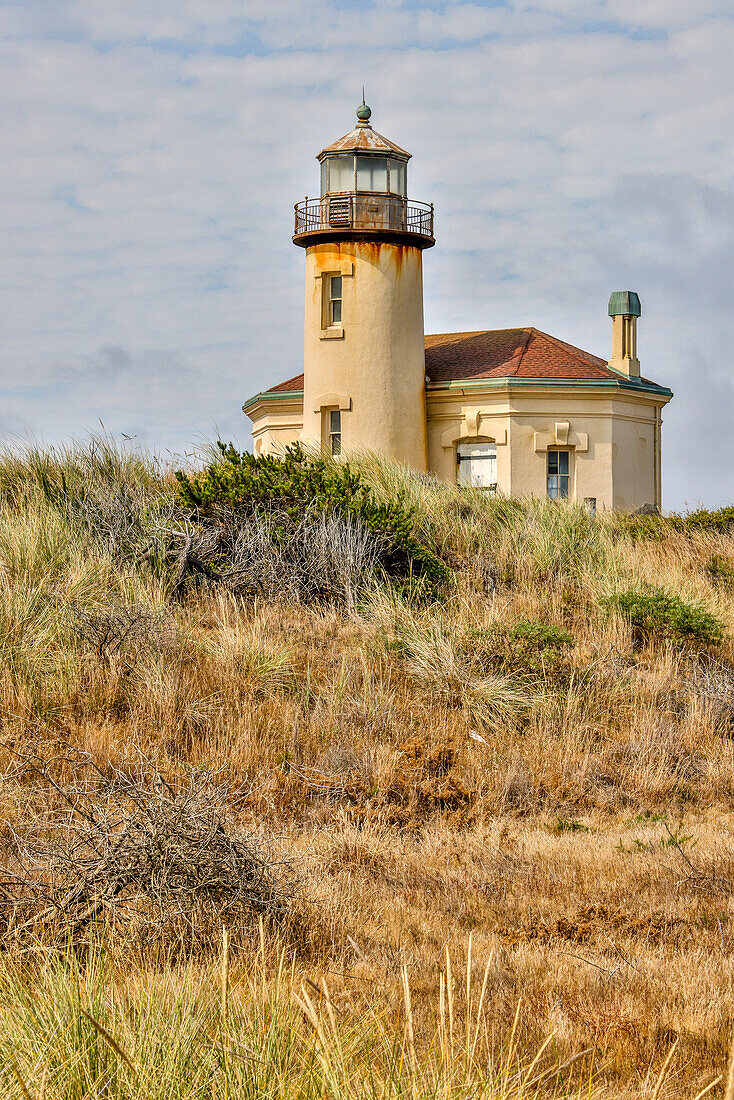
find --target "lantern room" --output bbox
[293,102,434,248]
[318,103,408,196]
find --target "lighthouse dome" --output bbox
[318,104,411,160]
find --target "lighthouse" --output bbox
[292,101,435,469]
[246,101,672,513]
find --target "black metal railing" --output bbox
[294,193,434,239]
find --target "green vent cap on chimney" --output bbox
[608,291,641,317]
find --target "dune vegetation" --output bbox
[1,437,733,1098]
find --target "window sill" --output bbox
[320,327,344,340]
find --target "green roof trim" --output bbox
[608,291,641,317]
[244,374,673,415]
[427,375,672,398]
[242,388,304,413]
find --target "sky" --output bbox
[0,0,732,509]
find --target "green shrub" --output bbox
[617,513,673,542]
[459,618,574,689]
[175,443,452,593]
[554,817,589,833]
[509,620,573,651]
[605,586,724,648]
[682,505,734,533]
[619,504,734,541]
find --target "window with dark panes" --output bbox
[547,450,570,499]
[328,275,342,325]
[329,410,342,456]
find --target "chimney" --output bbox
[608,291,641,378]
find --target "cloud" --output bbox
[0,0,732,508]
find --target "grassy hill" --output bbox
[0,439,733,1098]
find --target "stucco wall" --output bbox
[247,383,667,512]
[426,391,511,487]
[508,401,614,508]
[425,385,665,510]
[302,240,428,470]
[610,402,659,510]
[248,398,303,457]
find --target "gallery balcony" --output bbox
[293,193,435,249]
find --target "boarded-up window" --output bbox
[457,441,497,489]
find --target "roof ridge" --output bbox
[253,327,670,399]
[426,327,528,338]
[512,328,533,375]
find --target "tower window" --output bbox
[327,156,354,193]
[329,410,342,456]
[547,450,570,499]
[328,275,342,325]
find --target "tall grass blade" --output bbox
[79,1008,137,1076]
[650,1037,679,1100]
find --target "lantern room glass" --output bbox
[388,159,406,195]
[356,156,388,192]
[320,154,409,197]
[325,155,354,194]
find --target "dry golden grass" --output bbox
[1,441,733,1096]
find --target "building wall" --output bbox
[507,398,615,508]
[426,390,512,487]
[425,384,665,510]
[248,397,303,457]
[301,240,428,470]
[610,401,659,510]
[247,383,667,511]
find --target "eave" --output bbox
[243,374,673,421]
[242,389,305,420]
[426,375,673,402]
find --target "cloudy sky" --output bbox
[0,0,732,508]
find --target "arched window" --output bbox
[457,440,497,489]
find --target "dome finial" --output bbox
[356,90,372,126]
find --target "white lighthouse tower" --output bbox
[293,101,435,469]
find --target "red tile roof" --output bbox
[424,327,617,383]
[268,373,305,392]
[257,327,663,396]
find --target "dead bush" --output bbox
[70,600,176,663]
[685,656,734,735]
[1,748,297,945]
[168,507,388,611]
